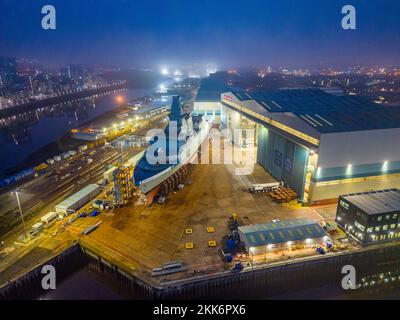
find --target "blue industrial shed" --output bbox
[238,219,327,254]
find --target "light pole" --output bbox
[15,190,29,241]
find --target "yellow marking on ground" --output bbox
[185,242,194,249]
[208,240,217,247]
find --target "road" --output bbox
[0,113,169,287]
[0,113,168,238]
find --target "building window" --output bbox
[386,215,390,220]
[375,226,381,232]
[355,221,365,232]
[377,216,382,222]
[367,227,373,233]
[340,200,349,210]
[390,224,396,229]
[393,214,398,219]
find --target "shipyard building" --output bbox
[194,78,400,204]
[336,189,400,245]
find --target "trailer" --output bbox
[31,222,44,232]
[55,184,101,216]
[248,182,283,194]
[41,212,58,226]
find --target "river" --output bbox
[0,89,151,176]
[38,265,400,300]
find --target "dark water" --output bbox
[0,89,151,175]
[39,268,128,300]
[37,266,400,300]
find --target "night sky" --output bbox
[1,0,400,68]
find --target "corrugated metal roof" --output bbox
[238,219,326,247]
[55,184,100,210]
[230,88,400,133]
[195,78,232,102]
[342,188,400,215]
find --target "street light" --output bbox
[14,190,30,241]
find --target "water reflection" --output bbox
[0,88,150,175]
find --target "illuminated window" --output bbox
[386,215,390,220]
[383,225,388,231]
[367,227,373,233]
[390,224,396,229]
[377,216,382,222]
[355,221,365,232]
[375,226,381,232]
[340,200,349,210]
[393,214,398,219]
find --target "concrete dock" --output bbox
[1,129,398,299]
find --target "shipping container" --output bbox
[34,163,48,172]
[79,144,88,152]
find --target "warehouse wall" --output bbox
[257,126,308,199]
[318,128,400,171]
[193,101,221,122]
[310,128,400,203]
[311,175,400,203]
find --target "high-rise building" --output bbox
[0,56,17,87]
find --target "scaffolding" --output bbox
[113,166,134,206]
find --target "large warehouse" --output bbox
[194,75,400,204]
[193,76,232,123]
[220,88,400,204]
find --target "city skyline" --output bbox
[1,0,400,68]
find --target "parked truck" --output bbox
[248,182,283,194]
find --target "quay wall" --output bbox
[0,243,85,300]
[1,242,400,299]
[81,242,400,299]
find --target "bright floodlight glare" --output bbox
[161,68,169,75]
[116,95,124,103]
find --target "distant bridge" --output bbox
[0,82,127,118]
